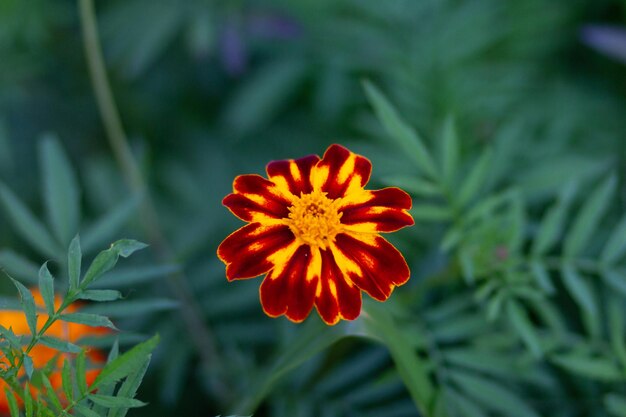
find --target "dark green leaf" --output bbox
[551,353,623,381]
[531,182,576,256]
[93,335,159,388]
[0,250,39,284]
[10,277,37,336]
[506,300,542,358]
[78,290,123,302]
[39,336,82,353]
[89,394,146,408]
[68,235,82,291]
[60,313,117,330]
[81,197,140,253]
[561,263,598,319]
[81,240,148,288]
[76,350,87,395]
[457,149,492,208]
[605,393,626,417]
[108,355,151,417]
[602,214,626,265]
[441,116,459,189]
[4,387,19,417]
[61,358,74,403]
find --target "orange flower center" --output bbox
[286,191,342,249]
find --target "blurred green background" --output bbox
[2,0,626,416]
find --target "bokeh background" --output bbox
[2,0,626,416]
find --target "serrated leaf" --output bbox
[363,80,438,178]
[81,197,140,253]
[108,355,151,417]
[450,369,539,417]
[551,353,623,381]
[61,313,117,330]
[39,336,82,353]
[0,325,21,349]
[602,214,626,265]
[39,134,80,246]
[0,182,61,258]
[38,262,55,316]
[92,335,159,389]
[61,358,74,403]
[10,277,37,336]
[68,235,82,291]
[81,240,148,288]
[41,373,62,410]
[506,300,543,358]
[564,176,616,257]
[74,404,101,417]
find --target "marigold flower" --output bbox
[0,289,109,414]
[217,144,414,325]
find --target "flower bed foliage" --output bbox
[2,0,626,416]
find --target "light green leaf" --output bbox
[457,149,492,208]
[602,214,626,265]
[39,336,82,353]
[39,134,80,246]
[23,383,33,417]
[92,335,159,389]
[4,387,19,417]
[38,262,55,316]
[68,235,82,291]
[60,313,117,330]
[89,394,146,408]
[81,240,148,288]
[564,176,616,257]
[450,369,539,417]
[551,353,623,381]
[506,300,542,358]
[0,182,61,258]
[10,277,37,336]
[363,80,437,178]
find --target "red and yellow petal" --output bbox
[331,232,409,301]
[260,244,319,322]
[315,248,362,325]
[266,154,320,197]
[311,144,372,199]
[340,187,414,233]
[223,174,293,223]
[217,223,295,280]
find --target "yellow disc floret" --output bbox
[286,191,343,249]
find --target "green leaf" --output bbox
[81,240,148,288]
[608,294,626,369]
[360,300,434,415]
[561,263,598,319]
[81,196,140,253]
[0,182,61,258]
[506,300,543,359]
[74,404,102,417]
[410,205,453,222]
[441,115,459,189]
[61,358,74,403]
[60,313,117,330]
[457,148,492,208]
[23,383,33,417]
[363,80,437,178]
[531,182,576,256]
[38,262,55,316]
[0,325,21,350]
[564,176,616,257]
[78,290,123,302]
[92,264,179,288]
[0,250,39,284]
[551,353,623,381]
[381,175,441,197]
[89,394,146,408]
[605,393,626,417]
[4,387,19,417]
[108,355,151,417]
[92,335,159,389]
[603,270,626,298]
[23,354,34,379]
[529,261,555,294]
[10,277,37,336]
[41,373,62,410]
[450,369,539,417]
[602,213,626,265]
[68,235,82,291]
[39,134,80,246]
[76,350,88,395]
[39,336,82,353]
[80,299,178,318]
[445,386,489,417]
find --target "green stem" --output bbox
[77,0,224,395]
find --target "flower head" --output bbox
[218,144,414,325]
[0,289,110,414]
